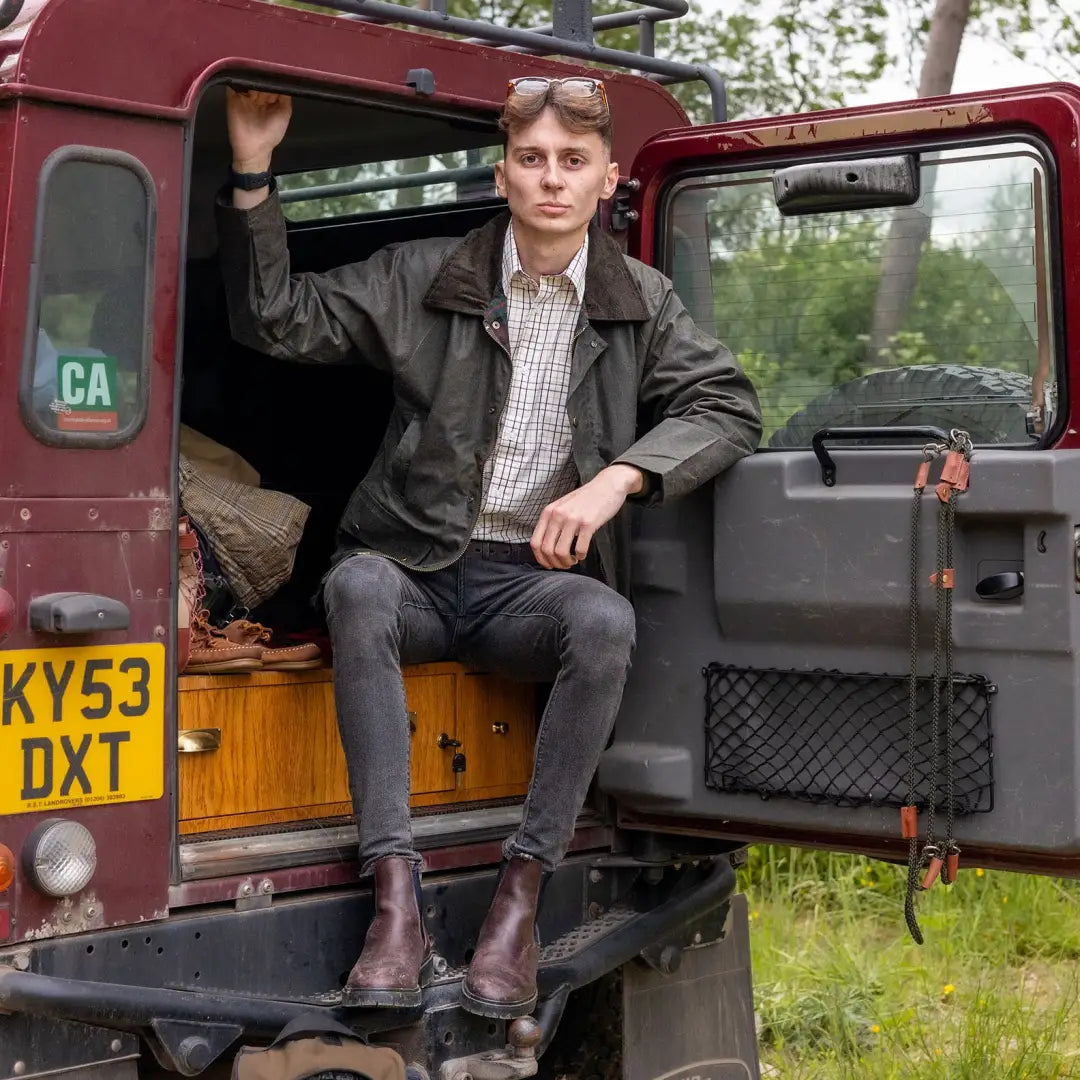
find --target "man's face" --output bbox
[495,108,619,241]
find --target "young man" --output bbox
[217,77,761,1019]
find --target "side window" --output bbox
[277,146,503,222]
[21,147,155,446]
[665,142,1057,448]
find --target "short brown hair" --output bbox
[499,85,613,153]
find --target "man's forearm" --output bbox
[601,462,645,497]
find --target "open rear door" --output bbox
[602,85,1080,875]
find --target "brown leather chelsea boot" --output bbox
[342,856,432,1008]
[461,856,543,1018]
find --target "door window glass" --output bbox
[278,145,503,222]
[665,143,1056,447]
[22,148,155,445]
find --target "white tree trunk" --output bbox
[868,0,973,362]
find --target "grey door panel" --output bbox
[607,448,1080,859]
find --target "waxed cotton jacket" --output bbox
[215,194,762,596]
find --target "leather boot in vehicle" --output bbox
[177,517,201,673]
[183,611,264,674]
[221,617,323,671]
[343,856,432,1008]
[461,856,543,1018]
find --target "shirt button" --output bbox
[488,406,496,414]
[571,417,578,428]
[591,340,600,349]
[492,320,501,329]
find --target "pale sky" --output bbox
[854,9,1069,106]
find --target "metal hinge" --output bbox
[235,878,273,911]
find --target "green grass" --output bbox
[740,847,1080,1079]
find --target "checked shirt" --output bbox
[472,225,588,543]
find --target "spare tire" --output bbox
[768,364,1033,448]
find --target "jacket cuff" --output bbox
[214,183,285,247]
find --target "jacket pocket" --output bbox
[389,415,424,490]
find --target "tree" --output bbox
[869,0,973,362]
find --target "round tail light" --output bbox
[0,844,15,892]
[24,820,97,897]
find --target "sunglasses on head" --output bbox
[506,76,608,108]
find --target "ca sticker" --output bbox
[56,355,119,433]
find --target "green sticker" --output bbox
[57,355,117,411]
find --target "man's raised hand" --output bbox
[530,464,644,570]
[226,88,292,207]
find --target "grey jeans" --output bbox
[323,548,637,874]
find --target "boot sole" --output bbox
[460,982,538,1020]
[341,985,422,1008]
[341,953,433,1009]
[182,658,264,674]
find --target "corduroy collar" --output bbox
[423,211,650,322]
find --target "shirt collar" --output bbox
[501,223,589,304]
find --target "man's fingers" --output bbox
[573,524,596,562]
[531,509,555,568]
[533,494,611,569]
[540,517,569,569]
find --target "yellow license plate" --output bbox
[1,643,165,816]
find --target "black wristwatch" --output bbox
[230,168,274,191]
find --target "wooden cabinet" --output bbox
[177,663,536,834]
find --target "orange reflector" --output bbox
[0,844,15,892]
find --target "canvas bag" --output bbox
[232,1015,406,1080]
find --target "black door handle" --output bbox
[29,592,130,632]
[975,571,1024,601]
[811,426,950,486]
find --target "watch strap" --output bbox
[230,168,274,191]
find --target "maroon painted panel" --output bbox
[628,83,1080,446]
[0,101,179,941]
[6,0,688,172]
[0,522,173,942]
[1,103,181,497]
[0,0,691,950]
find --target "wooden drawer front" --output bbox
[178,668,459,831]
[178,675,347,824]
[456,673,536,799]
[405,673,458,797]
[177,664,535,833]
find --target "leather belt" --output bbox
[464,540,539,565]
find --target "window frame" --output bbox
[655,131,1067,452]
[20,144,158,449]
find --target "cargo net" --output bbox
[704,664,994,813]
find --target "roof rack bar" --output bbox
[553,0,593,45]
[279,163,495,203]
[476,0,687,43]
[298,0,727,121]
[638,17,655,57]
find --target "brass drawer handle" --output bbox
[178,728,221,753]
[492,722,509,735]
[437,732,462,750]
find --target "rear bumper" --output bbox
[0,857,736,1076]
